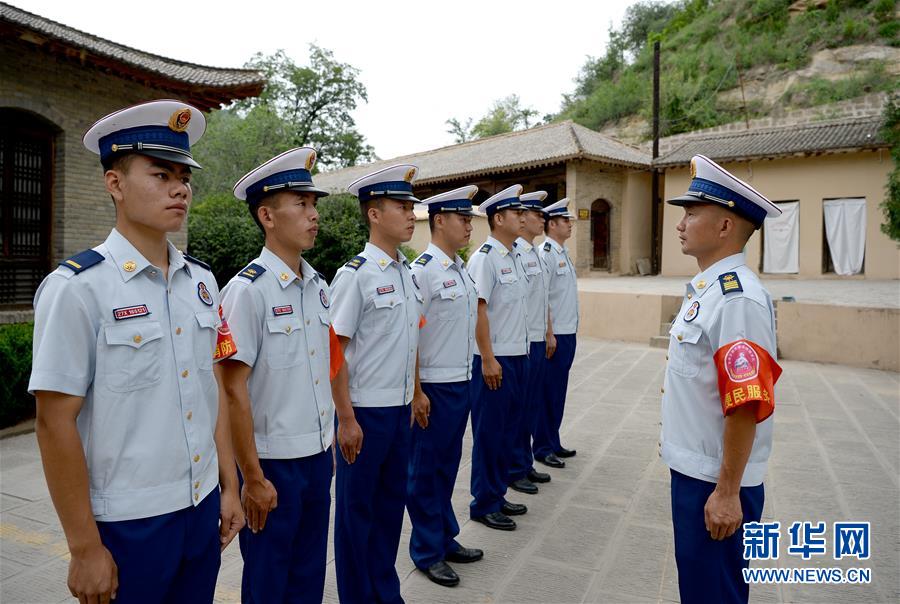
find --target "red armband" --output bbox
[213,305,237,361]
[714,339,782,423]
[418,314,427,329]
[329,325,344,381]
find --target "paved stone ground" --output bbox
[2,339,898,603]
[578,276,900,309]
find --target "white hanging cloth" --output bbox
[823,198,866,276]
[763,201,799,274]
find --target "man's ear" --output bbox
[105,169,125,205]
[257,203,274,230]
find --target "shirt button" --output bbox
[661,387,665,394]
[186,411,193,420]
[194,481,200,489]
[306,319,311,325]
[315,379,319,385]
[665,355,669,361]
[320,410,325,417]
[175,327,182,335]
[193,454,200,462]
[687,293,693,299]
[677,335,683,342]
[133,335,142,344]
[182,370,189,378]
[310,349,316,356]
[286,326,292,334]
[194,493,199,501]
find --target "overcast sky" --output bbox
[16,0,642,160]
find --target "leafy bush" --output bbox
[880,95,900,241]
[305,194,370,282]
[187,193,264,286]
[0,323,34,428]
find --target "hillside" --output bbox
[557,0,899,144]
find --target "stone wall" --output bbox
[566,160,625,276]
[0,39,190,269]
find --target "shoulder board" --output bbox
[543,242,552,252]
[59,249,104,274]
[238,263,266,282]
[479,244,492,254]
[345,256,367,270]
[414,253,432,266]
[317,271,326,281]
[718,271,743,295]
[183,253,211,271]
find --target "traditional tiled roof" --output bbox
[1,2,265,109]
[654,116,886,167]
[314,120,651,193]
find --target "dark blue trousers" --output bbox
[335,405,410,604]
[533,334,576,459]
[96,489,220,603]
[509,341,546,482]
[238,451,333,604]
[670,469,765,604]
[470,354,527,518]
[407,381,471,569]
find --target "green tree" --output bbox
[304,194,370,282]
[446,117,474,143]
[880,95,900,241]
[187,193,264,285]
[448,94,540,141]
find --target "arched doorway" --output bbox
[0,109,56,306]
[591,199,610,270]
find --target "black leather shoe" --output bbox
[501,501,528,516]
[527,468,551,483]
[422,561,459,587]
[537,453,565,468]
[509,478,538,494]
[555,447,577,458]
[445,545,484,563]
[473,512,516,531]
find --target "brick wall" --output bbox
[0,39,190,269]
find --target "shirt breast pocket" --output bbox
[436,288,461,321]
[668,323,704,378]
[497,273,519,300]
[102,321,164,392]
[194,310,218,371]
[371,294,405,334]
[265,316,305,370]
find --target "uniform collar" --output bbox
[426,242,463,272]
[688,253,745,298]
[259,246,318,289]
[486,236,511,257]
[545,236,565,253]
[364,241,405,272]
[105,228,186,282]
[515,237,533,253]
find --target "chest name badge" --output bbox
[377,285,395,295]
[500,267,513,275]
[272,305,293,316]
[197,282,213,306]
[527,261,537,268]
[113,304,150,321]
[319,289,329,308]
[443,279,457,288]
[684,301,700,322]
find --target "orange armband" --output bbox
[714,339,782,423]
[329,325,344,380]
[213,305,237,361]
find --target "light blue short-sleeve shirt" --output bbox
[28,229,222,522]
[539,237,579,335]
[466,236,528,357]
[515,237,550,343]
[411,243,478,383]
[221,247,334,459]
[329,242,422,407]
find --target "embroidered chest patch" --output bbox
[113,304,150,321]
[197,282,213,306]
[724,341,759,382]
[443,279,457,288]
[684,301,700,322]
[319,289,329,308]
[272,305,293,316]
[377,285,395,295]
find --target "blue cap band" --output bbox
[520,201,544,211]
[245,168,314,203]
[99,125,191,164]
[688,177,767,226]
[358,180,414,202]
[428,199,474,214]
[486,197,522,216]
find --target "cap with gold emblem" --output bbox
[347,164,420,203]
[83,99,206,169]
[667,154,781,228]
[419,185,478,216]
[543,197,574,219]
[233,147,328,203]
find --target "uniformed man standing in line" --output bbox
[330,164,428,603]
[661,155,783,604]
[508,191,555,495]
[218,147,347,603]
[28,100,244,603]
[466,185,530,531]
[534,198,579,470]
[407,185,484,587]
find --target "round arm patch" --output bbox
[714,339,782,422]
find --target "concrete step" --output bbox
[649,335,669,349]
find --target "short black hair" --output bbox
[102,152,138,173]
[359,199,386,228]
[545,215,563,234]
[428,212,437,233]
